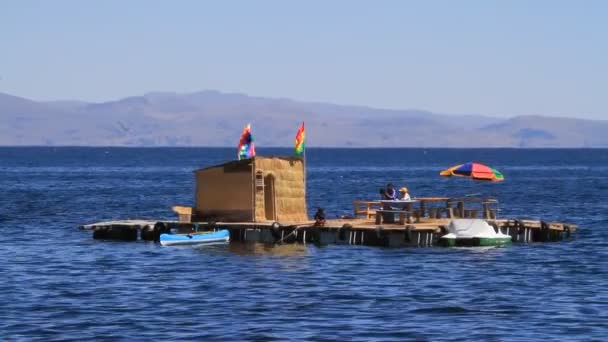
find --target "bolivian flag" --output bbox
[294,122,305,157]
[237,124,255,160]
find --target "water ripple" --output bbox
[1,147,607,341]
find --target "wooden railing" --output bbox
[354,198,498,220]
[353,200,381,219]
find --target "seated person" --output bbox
[399,187,411,201]
[398,187,415,217]
[380,183,398,200]
[379,183,398,223]
[314,207,326,226]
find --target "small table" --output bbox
[379,199,419,207]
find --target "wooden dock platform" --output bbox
[80,217,577,247]
[79,157,579,248]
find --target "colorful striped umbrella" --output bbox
[440,162,504,182]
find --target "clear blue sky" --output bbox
[1,0,607,119]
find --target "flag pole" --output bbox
[304,136,307,194]
[303,123,307,217]
[295,121,307,217]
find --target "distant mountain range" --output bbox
[1,91,607,147]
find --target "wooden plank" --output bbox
[79,220,157,230]
[414,197,450,201]
[171,206,192,215]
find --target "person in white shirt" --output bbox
[399,187,411,201]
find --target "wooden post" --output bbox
[420,200,426,217]
[398,212,406,225]
[447,207,454,218]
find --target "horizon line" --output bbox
[0,145,606,150]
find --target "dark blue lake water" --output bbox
[1,147,607,341]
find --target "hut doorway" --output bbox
[264,174,276,220]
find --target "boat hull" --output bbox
[160,229,230,246]
[440,236,512,247]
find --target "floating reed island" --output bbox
[80,156,577,247]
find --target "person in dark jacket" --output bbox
[314,207,326,226]
[379,183,398,223]
[380,183,397,200]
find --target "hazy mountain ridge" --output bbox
[1,91,607,147]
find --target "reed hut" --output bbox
[193,156,307,223]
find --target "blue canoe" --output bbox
[160,229,230,246]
